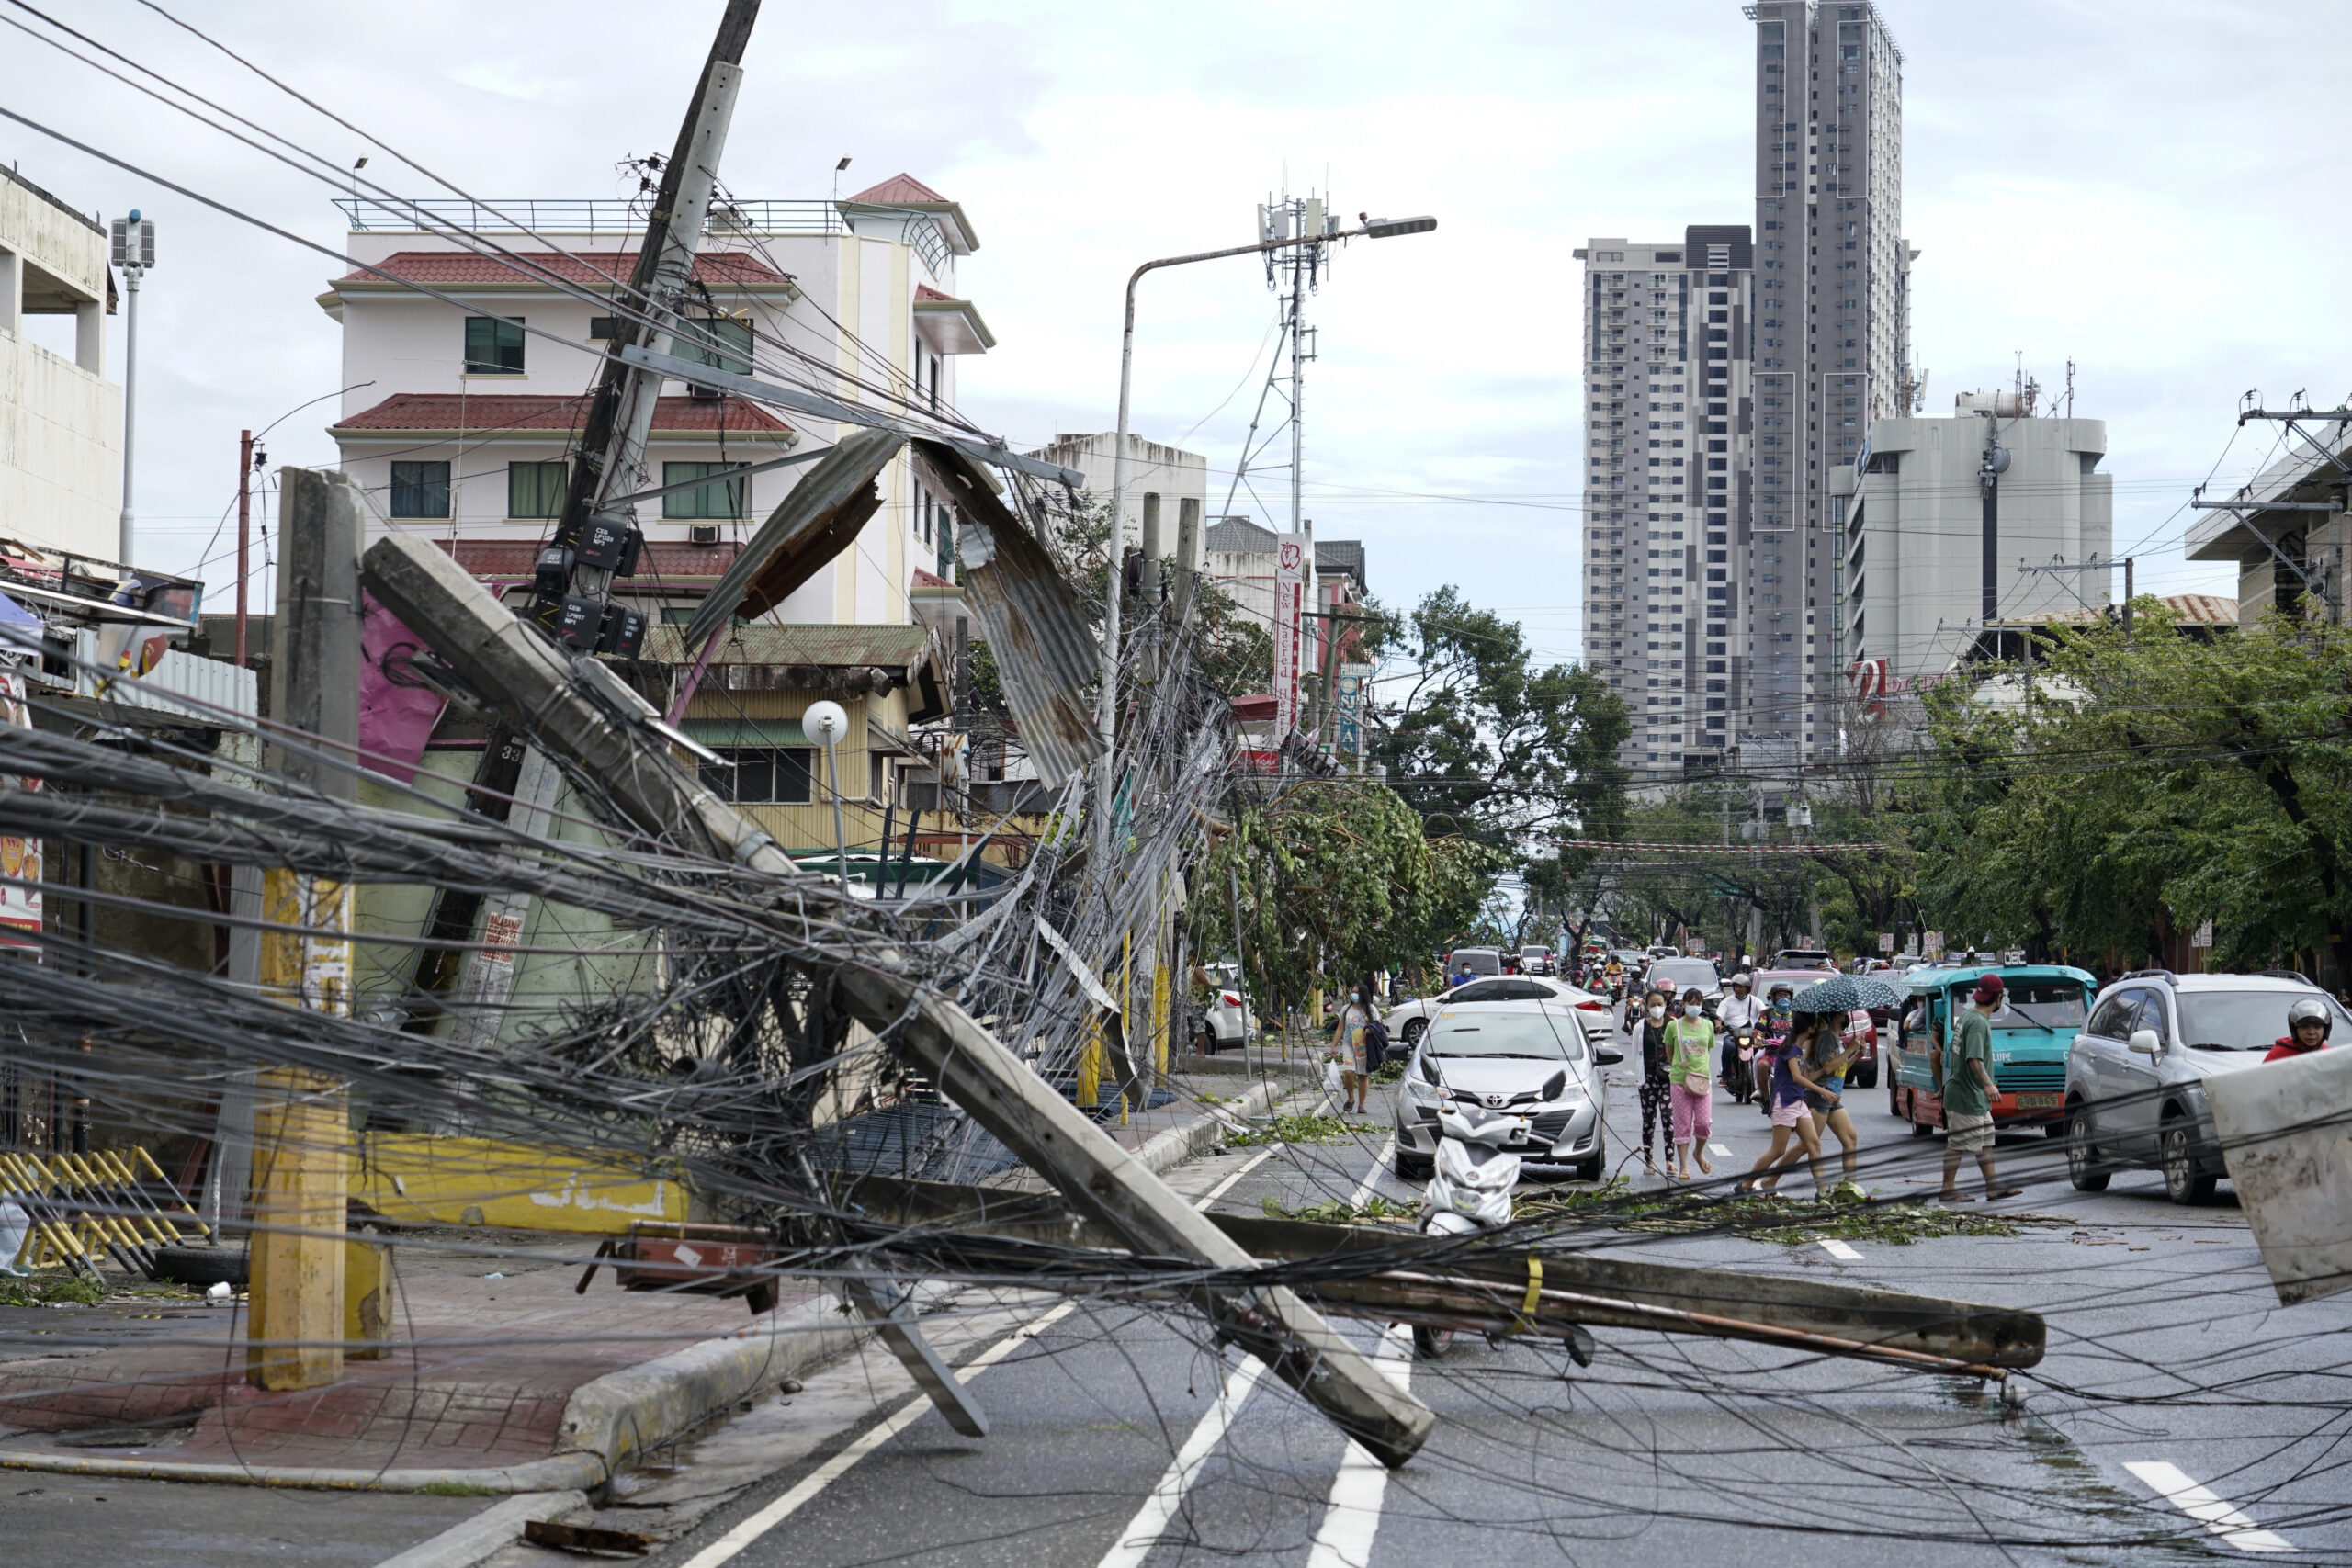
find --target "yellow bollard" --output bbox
[1077,1014,1102,1109]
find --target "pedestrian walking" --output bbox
[1666,987,1716,1179]
[1329,984,1375,1116]
[1740,1010,1826,1195]
[1755,980,1794,1111]
[1635,987,1674,1173]
[1938,974,2021,1202]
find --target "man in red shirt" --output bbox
[2266,997,2333,1063]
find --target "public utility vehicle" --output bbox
[1886,962,2096,1137]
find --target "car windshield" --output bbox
[1425,1010,1583,1061]
[1451,951,1502,976]
[1986,983,2088,1031]
[2177,989,2352,1052]
[1649,960,1719,994]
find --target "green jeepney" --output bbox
[1885,962,2095,1136]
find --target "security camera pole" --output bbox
[108,210,154,566]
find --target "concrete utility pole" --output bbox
[108,212,153,566]
[361,531,1435,1467]
[235,430,254,668]
[248,468,362,1392]
[406,0,759,1024]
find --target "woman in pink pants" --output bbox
[1665,987,1716,1179]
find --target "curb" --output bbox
[1136,1070,1297,1175]
[0,1295,870,1494]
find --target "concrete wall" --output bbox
[1028,433,1208,553]
[1,168,119,560]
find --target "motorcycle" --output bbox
[1412,1096,1597,1367]
[1726,1025,1757,1104]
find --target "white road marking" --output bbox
[2123,1461,2294,1552]
[1818,1238,1863,1262]
[676,1299,1082,1567]
[1708,1143,1732,1156]
[1194,1144,1280,1209]
[1094,1355,1270,1568]
[1306,1325,1413,1568]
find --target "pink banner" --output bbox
[358,592,448,784]
[1273,536,1305,744]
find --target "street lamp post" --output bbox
[109,211,155,567]
[804,699,851,894]
[1094,214,1436,877]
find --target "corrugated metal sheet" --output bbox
[680,427,901,649]
[910,438,1103,789]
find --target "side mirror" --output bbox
[2129,1027,2163,1057]
[1594,1045,1624,1066]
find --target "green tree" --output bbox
[1190,779,1504,1006]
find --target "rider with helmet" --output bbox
[2267,996,2335,1062]
[1716,972,1763,1101]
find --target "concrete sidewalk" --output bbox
[0,1070,1302,1495]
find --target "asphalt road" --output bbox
[599,1065,2348,1568]
[10,1066,2343,1567]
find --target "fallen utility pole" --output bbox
[248,468,363,1393]
[833,1175,2048,1374]
[358,530,1436,1468]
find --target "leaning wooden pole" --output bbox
[247,468,363,1391]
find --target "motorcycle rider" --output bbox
[1755,979,1795,1111]
[2266,996,2335,1062]
[1717,973,1763,1101]
[1602,953,1626,1000]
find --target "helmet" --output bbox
[1731,972,1753,987]
[2287,997,2331,1037]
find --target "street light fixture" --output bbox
[1093,213,1437,874]
[803,699,851,893]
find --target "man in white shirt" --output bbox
[1715,973,1763,1099]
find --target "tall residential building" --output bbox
[1577,227,1755,782]
[1744,0,1909,768]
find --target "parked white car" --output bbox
[1384,974,1611,1048]
[1196,963,1258,1053]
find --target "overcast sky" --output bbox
[7,0,2347,660]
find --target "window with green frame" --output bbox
[663,461,747,520]
[673,315,752,377]
[463,315,526,374]
[507,460,567,518]
[390,461,450,518]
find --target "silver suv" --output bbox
[2065,971,2351,1203]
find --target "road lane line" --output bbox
[2123,1461,2294,1552]
[676,1299,1080,1568]
[1093,1355,1271,1568]
[1818,1238,1863,1261]
[1193,1144,1280,1210]
[1347,1138,1397,1207]
[1708,1143,1732,1156]
[1305,1325,1413,1568]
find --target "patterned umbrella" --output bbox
[1792,974,1906,1014]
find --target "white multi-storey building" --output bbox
[319,173,993,626]
[1577,227,1756,782]
[1,165,119,564]
[1746,0,1910,768]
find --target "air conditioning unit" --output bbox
[687,525,720,546]
[687,380,723,401]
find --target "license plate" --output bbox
[2011,1092,2062,1110]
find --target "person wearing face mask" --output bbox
[1637,989,1676,1174]
[1665,987,1717,1179]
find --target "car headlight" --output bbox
[1403,1076,1444,1104]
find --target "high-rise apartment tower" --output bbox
[1742,0,1908,769]
[1577,229,1756,783]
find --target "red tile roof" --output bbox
[914,283,954,302]
[340,250,790,288]
[438,538,743,582]
[911,567,956,589]
[847,173,948,206]
[333,392,791,435]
